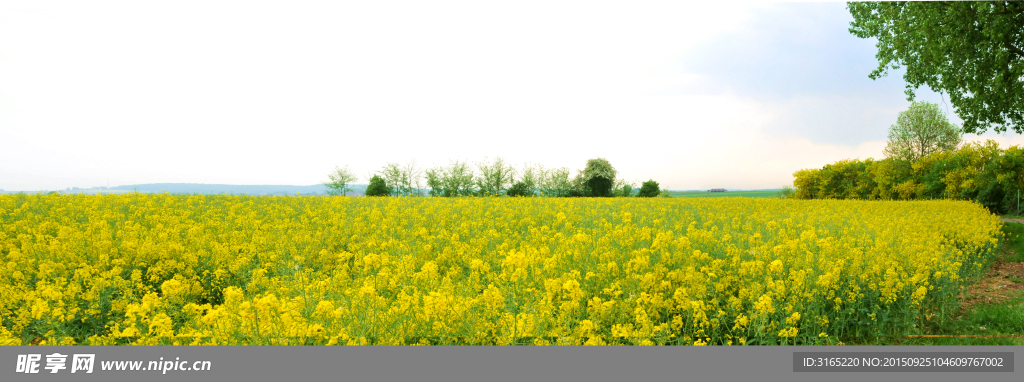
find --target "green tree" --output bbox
[475,157,516,196]
[883,101,963,162]
[613,179,637,197]
[538,167,573,197]
[376,161,425,196]
[401,158,424,196]
[776,186,795,199]
[324,165,358,196]
[569,170,590,197]
[582,158,617,197]
[619,184,633,197]
[518,163,541,196]
[505,181,532,197]
[426,159,477,197]
[364,175,390,197]
[848,1,1024,134]
[445,160,477,196]
[637,180,660,197]
[425,167,445,197]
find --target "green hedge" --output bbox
[792,140,1024,214]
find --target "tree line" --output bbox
[325,157,664,198]
[792,140,1024,214]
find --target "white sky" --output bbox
[2,1,1023,191]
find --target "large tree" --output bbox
[582,158,617,197]
[848,2,1024,134]
[883,101,963,162]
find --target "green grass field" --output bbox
[669,190,780,198]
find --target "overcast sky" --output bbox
[2,1,1023,191]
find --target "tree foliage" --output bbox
[505,181,532,197]
[402,158,424,196]
[569,170,590,197]
[792,140,1024,213]
[518,163,540,196]
[364,175,390,197]
[637,180,661,198]
[587,177,614,197]
[475,157,516,196]
[582,158,617,197]
[426,159,476,197]
[848,1,1024,134]
[378,162,409,196]
[883,101,963,162]
[324,165,358,196]
[583,158,617,181]
[377,160,423,196]
[537,167,573,197]
[614,179,637,197]
[776,186,795,199]
[425,168,443,197]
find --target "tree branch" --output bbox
[989,2,1024,16]
[1009,43,1024,58]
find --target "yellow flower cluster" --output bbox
[0,193,1001,345]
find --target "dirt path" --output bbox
[960,261,1024,311]
[960,220,1024,311]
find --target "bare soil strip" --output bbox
[959,261,1024,312]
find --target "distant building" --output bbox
[709,188,727,193]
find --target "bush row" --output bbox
[791,140,1024,214]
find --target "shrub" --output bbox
[618,184,634,197]
[506,181,532,197]
[776,186,794,199]
[364,175,391,197]
[637,180,660,197]
[791,140,1024,214]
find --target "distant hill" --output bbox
[105,183,369,196]
[5,183,372,196]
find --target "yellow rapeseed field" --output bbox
[0,193,1001,345]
